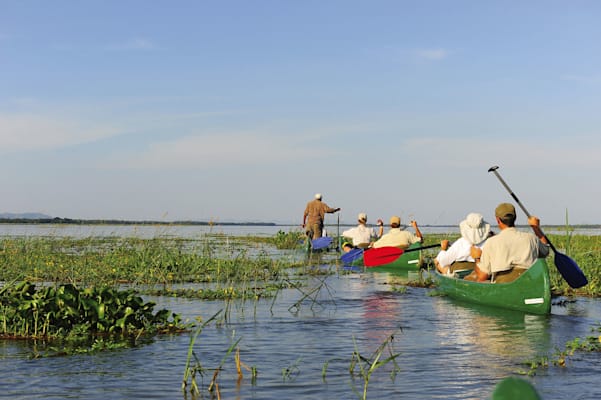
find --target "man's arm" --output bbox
[470,246,490,282]
[528,216,548,244]
[411,220,423,241]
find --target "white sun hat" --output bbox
[459,213,490,245]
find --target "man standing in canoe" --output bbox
[372,216,423,249]
[302,193,340,240]
[467,203,550,283]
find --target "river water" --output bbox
[1,224,600,399]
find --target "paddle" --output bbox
[311,236,333,251]
[340,247,364,264]
[363,244,441,267]
[336,213,341,252]
[488,165,588,288]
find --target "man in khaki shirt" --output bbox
[372,216,423,249]
[302,193,340,240]
[468,203,549,283]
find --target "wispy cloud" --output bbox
[0,113,122,152]
[105,37,155,51]
[401,136,601,168]
[561,74,601,84]
[104,132,334,170]
[416,48,451,61]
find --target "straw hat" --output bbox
[358,213,367,223]
[459,213,490,245]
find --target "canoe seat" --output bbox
[453,269,473,279]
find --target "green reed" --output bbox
[349,329,402,400]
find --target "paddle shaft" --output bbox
[402,243,441,253]
[488,165,587,288]
[488,166,557,254]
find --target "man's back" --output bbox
[480,227,548,273]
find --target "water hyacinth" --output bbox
[0,281,189,356]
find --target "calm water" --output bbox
[1,225,600,399]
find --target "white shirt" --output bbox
[342,224,378,246]
[435,237,485,267]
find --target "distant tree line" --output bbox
[0,217,277,226]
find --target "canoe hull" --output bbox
[365,249,422,272]
[349,243,423,272]
[435,258,551,315]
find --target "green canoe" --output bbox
[344,243,423,272]
[435,258,551,315]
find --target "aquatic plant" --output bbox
[287,276,335,313]
[272,229,306,249]
[182,311,254,399]
[0,235,302,288]
[0,281,188,356]
[349,329,402,400]
[282,357,302,382]
[182,311,221,396]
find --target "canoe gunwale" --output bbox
[434,258,552,315]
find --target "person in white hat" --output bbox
[302,193,340,240]
[435,212,491,275]
[342,213,384,248]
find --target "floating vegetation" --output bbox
[142,284,278,301]
[0,281,189,357]
[520,323,601,375]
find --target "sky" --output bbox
[1,1,600,226]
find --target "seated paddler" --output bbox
[435,212,491,275]
[372,215,423,249]
[465,203,550,283]
[342,213,383,249]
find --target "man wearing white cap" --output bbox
[302,193,340,240]
[435,212,491,275]
[342,213,384,248]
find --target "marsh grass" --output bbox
[0,235,303,289]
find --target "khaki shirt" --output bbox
[303,199,337,226]
[372,228,421,249]
[478,227,550,275]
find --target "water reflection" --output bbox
[433,298,551,360]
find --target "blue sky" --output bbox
[1,1,600,225]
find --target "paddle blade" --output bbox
[311,236,333,250]
[554,252,588,289]
[340,248,364,264]
[363,247,404,267]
